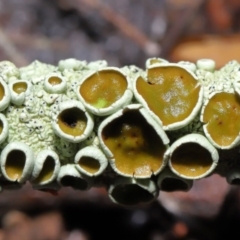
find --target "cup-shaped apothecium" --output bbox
[43,72,67,94]
[196,59,216,72]
[77,67,133,116]
[98,104,169,178]
[57,164,93,190]
[177,61,197,72]
[58,58,87,71]
[145,57,169,68]
[133,63,203,130]
[0,142,34,183]
[165,134,219,179]
[157,167,193,192]
[201,91,240,149]
[31,150,61,186]
[225,168,240,185]
[0,77,11,111]
[74,146,108,177]
[9,80,32,106]
[52,100,94,143]
[108,177,158,206]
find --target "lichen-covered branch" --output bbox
[0,57,239,206]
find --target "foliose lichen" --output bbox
[0,58,239,206]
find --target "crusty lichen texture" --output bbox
[0,58,240,206]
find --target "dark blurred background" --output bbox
[0,0,240,239]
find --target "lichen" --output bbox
[0,58,240,206]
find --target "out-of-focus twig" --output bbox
[0,27,29,66]
[8,32,68,51]
[60,0,161,56]
[161,0,206,58]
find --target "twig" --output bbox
[160,0,206,58]
[60,0,161,56]
[7,32,68,51]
